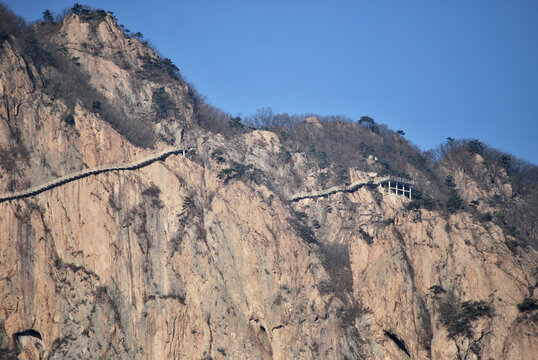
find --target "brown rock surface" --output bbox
[0,9,536,360]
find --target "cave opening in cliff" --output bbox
[12,329,42,341]
[383,330,410,357]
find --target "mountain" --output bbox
[0,4,536,359]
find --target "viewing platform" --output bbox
[376,175,414,199]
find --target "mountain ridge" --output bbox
[0,4,536,359]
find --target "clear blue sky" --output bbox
[6,0,538,164]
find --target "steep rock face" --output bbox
[0,15,359,360]
[349,209,537,359]
[440,154,512,213]
[51,15,193,142]
[1,10,537,360]
[0,151,356,359]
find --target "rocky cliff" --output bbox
[0,6,536,360]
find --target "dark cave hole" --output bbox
[13,329,42,341]
[384,330,410,357]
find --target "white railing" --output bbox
[290,175,414,201]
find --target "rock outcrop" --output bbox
[0,8,536,360]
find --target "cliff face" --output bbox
[0,10,536,360]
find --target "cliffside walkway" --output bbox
[290,175,414,201]
[290,180,377,202]
[0,148,188,204]
[0,150,416,204]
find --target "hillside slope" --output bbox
[0,6,536,360]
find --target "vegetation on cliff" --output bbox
[0,3,536,359]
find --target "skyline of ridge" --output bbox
[5,0,538,164]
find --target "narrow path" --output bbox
[290,180,379,202]
[289,176,402,201]
[0,148,188,203]
[1,153,409,205]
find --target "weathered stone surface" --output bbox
[0,11,536,360]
